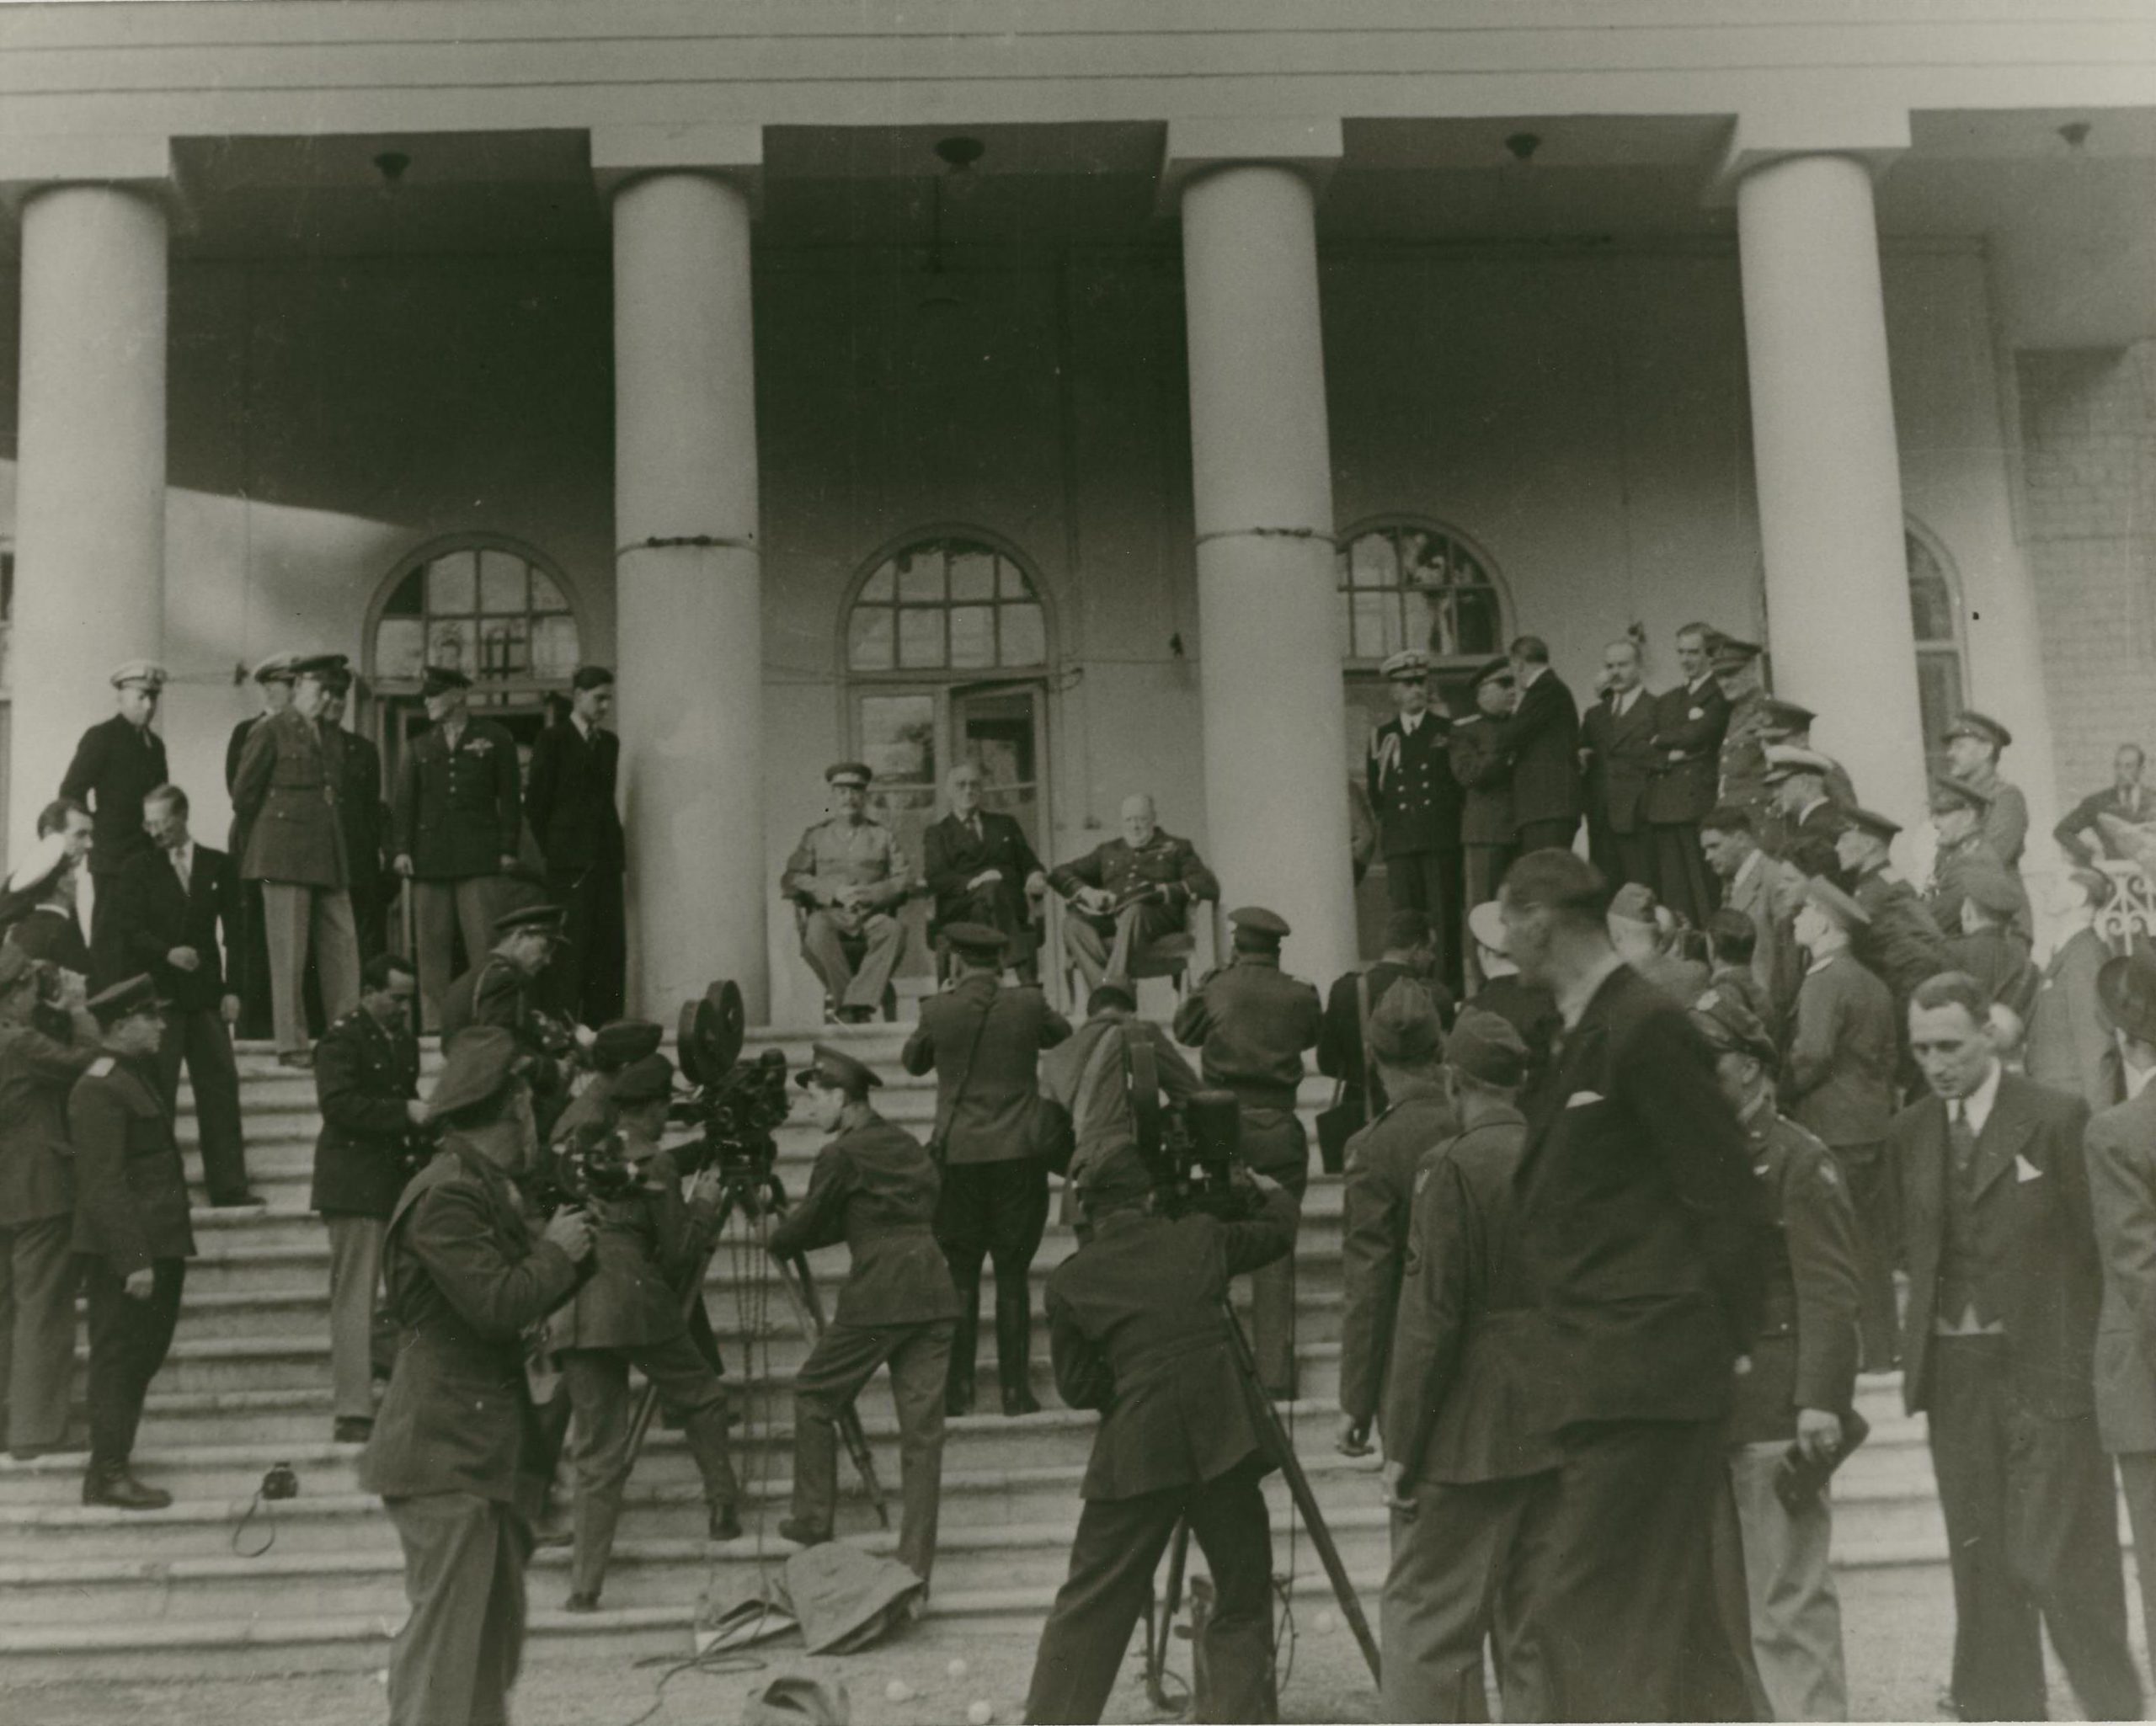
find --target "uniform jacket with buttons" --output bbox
[767,1113,959,1328]
[312,1006,422,1218]
[1048,829,1218,919]
[115,842,239,1013]
[1366,711,1462,856]
[1646,677,1731,827]
[1894,1073,2101,1420]
[393,717,523,881]
[1339,1080,1460,1425]
[525,719,623,876]
[1381,1105,1559,1484]
[551,1145,702,1351]
[1716,689,1775,831]
[1447,713,1515,847]
[2084,1084,2156,1453]
[1046,1185,1298,1500]
[1959,764,2030,868]
[1172,952,1321,1116]
[782,817,913,935]
[1727,1105,1862,1445]
[59,715,168,881]
[232,707,349,888]
[68,1054,195,1273]
[360,1140,581,1505]
[901,974,1071,1165]
[2026,925,2124,1116]
[0,1018,98,1226]
[1785,951,1897,1149]
[1581,686,1662,835]
[441,956,568,1099]
[1490,669,1581,830]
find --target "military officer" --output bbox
[781,762,914,1024]
[552,1054,741,1611]
[392,664,523,1031]
[524,664,627,1026]
[59,660,170,988]
[1925,775,2032,943]
[1834,807,1951,1009]
[1942,711,2031,869]
[921,761,1049,982]
[1450,657,1518,965]
[68,975,191,1510]
[1049,793,1219,994]
[1336,981,1458,1464]
[1945,868,2041,1028]
[226,652,296,1036]
[772,1046,958,1585]
[361,1025,595,1726]
[1171,905,1321,1397]
[1764,743,1851,859]
[442,903,592,1139]
[1646,622,1732,926]
[548,1018,666,1149]
[1692,992,1861,1723]
[1710,635,1775,834]
[320,665,391,962]
[1367,648,1465,989]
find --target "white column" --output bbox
[1737,152,1929,824]
[610,170,767,1019]
[1179,162,1358,986]
[9,183,168,845]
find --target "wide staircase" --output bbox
[0,1025,1945,1681]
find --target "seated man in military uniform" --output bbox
[1049,793,1219,993]
[781,763,914,1025]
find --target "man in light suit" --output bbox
[1578,637,1660,892]
[2026,869,2124,1114]
[1700,804,1803,1031]
[2084,951,2156,1671]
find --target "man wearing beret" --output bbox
[1692,991,1861,1723]
[393,664,523,1031]
[312,952,426,1444]
[921,761,1049,984]
[60,662,170,988]
[1049,793,1219,995]
[1367,649,1465,988]
[1172,906,1321,1397]
[782,763,914,1025]
[1645,622,1730,928]
[1449,658,1519,970]
[552,1053,741,1611]
[1336,981,1458,1468]
[363,1025,595,1726]
[1492,635,1581,858]
[319,665,392,964]
[903,922,1071,1417]
[1380,1008,1554,1723]
[2026,870,2126,1114]
[233,654,363,1069]
[1943,711,2030,869]
[226,653,296,1036]
[69,976,191,1510]
[524,665,627,1026]
[774,1046,958,1583]
[1926,776,2031,946]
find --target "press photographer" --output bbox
[440,902,596,1138]
[360,1025,595,1726]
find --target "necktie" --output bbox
[173,850,190,894]
[969,816,983,845]
[1949,1102,1977,1175]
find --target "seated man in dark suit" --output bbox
[1049,794,1219,992]
[115,785,253,1207]
[921,762,1048,983]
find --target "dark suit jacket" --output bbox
[901,973,1072,1165]
[59,715,168,880]
[1644,678,1730,827]
[0,1018,98,1226]
[921,810,1043,940]
[1514,962,1771,1427]
[1581,689,1662,835]
[1491,669,1580,830]
[768,1114,962,1328]
[329,725,388,914]
[2057,783,2156,865]
[311,1006,421,1218]
[1045,1185,1297,1500]
[1851,869,1951,1005]
[1316,958,1454,1116]
[232,709,348,887]
[1785,951,1897,1148]
[68,1055,195,1273]
[1339,1082,1459,1425]
[1366,712,1462,856]
[115,844,238,1014]
[360,1143,580,1507]
[2026,926,2124,1115]
[392,717,522,880]
[2085,1084,2156,1454]
[525,720,623,875]
[1895,1073,2102,1420]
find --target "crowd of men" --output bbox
[15,623,2156,1724]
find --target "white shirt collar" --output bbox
[1955,1060,2004,1137]
[1611,686,1640,714]
[2127,1057,2156,1101]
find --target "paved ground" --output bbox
[0,1564,2132,1723]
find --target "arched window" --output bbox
[370,536,583,692]
[1336,519,1506,669]
[1907,524,1967,777]
[843,535,1049,675]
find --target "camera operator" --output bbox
[1043,981,1203,1244]
[1171,904,1321,1398]
[1021,1146,1298,1725]
[771,1045,958,1586]
[360,1025,595,1726]
[551,1052,741,1612]
[0,945,100,1459]
[440,902,595,1138]
[547,1018,665,1149]
[311,952,425,1444]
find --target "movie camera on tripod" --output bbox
[668,981,792,1194]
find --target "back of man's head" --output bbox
[1502,849,1611,931]
[1705,908,1757,967]
[35,799,85,840]
[1509,635,1551,667]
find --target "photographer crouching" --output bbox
[360,1026,595,1726]
[1021,1142,1298,1725]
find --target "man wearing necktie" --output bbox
[524,665,627,1025]
[2056,743,2154,866]
[921,762,1047,983]
[1894,970,2140,1722]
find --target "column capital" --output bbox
[0,134,185,225]
[1158,117,1342,214]
[590,123,763,209]
[1704,103,1909,205]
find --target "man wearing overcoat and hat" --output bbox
[782,762,914,1024]
[60,660,170,988]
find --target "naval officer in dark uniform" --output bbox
[1367,648,1465,989]
[59,661,169,988]
[772,1045,959,1585]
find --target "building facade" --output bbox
[0,3,2150,1023]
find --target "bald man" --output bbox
[1049,796,1219,991]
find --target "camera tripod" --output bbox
[619,1159,889,1526]
[1142,1298,1380,1710]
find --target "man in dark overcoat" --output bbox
[1450,658,1518,970]
[59,661,169,988]
[1366,648,1465,988]
[921,761,1049,982]
[1580,636,1662,892]
[1491,635,1580,856]
[1645,622,1730,926]
[2025,868,2124,1114]
[1315,908,1447,1129]
[524,664,626,1025]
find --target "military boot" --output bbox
[83,1462,170,1511]
[995,1283,1040,1416]
[944,1298,979,1417]
[568,1484,623,1606]
[684,1405,742,1542]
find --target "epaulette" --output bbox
[87,1057,115,1078]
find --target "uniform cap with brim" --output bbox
[1472,657,1515,691]
[291,653,350,679]
[1690,990,1779,1068]
[494,903,565,939]
[1444,1009,1529,1088]
[108,659,167,690]
[1763,743,1835,784]
[794,1042,883,1095]
[419,664,472,695]
[1801,874,1872,928]
[426,1025,520,1121]
[824,761,873,788]
[1758,698,1817,735]
[1842,807,1902,842]
[941,921,1008,964]
[1466,900,1508,955]
[87,974,164,1026]
[1379,648,1433,682]
[250,652,300,685]
[1929,776,1993,815]
[1944,711,2013,751]
[4,831,72,898]
[1710,637,1762,672]
[2099,952,2156,1045]
[611,1052,675,1105]
[1367,979,1443,1066]
[1228,905,1291,940]
[591,1019,664,1072]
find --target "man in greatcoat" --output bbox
[1646,622,1730,926]
[360,1025,595,1726]
[1895,970,2140,1722]
[232,653,362,1068]
[1450,657,1518,971]
[1172,906,1321,1398]
[1366,648,1465,988]
[1492,635,1581,856]
[524,664,627,1026]
[1049,793,1219,994]
[772,1046,959,1585]
[2025,868,2125,1114]
[311,951,425,1443]
[69,974,194,1510]
[1022,1148,1298,1725]
[921,761,1049,983]
[59,661,170,988]
[1580,636,1662,892]
[902,923,1071,1416]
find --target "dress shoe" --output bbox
[83,1466,171,1510]
[1001,1387,1041,1417]
[776,1516,830,1549]
[708,1502,743,1542]
[208,1191,266,1209]
[563,1591,600,1614]
[332,1417,374,1444]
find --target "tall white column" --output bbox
[9,183,168,845]
[1737,152,1929,824]
[610,170,767,1019]
[1179,162,1358,986]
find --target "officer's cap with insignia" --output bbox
[1445,1009,1530,1089]
[2098,951,2156,1047]
[1379,648,1432,683]
[1689,990,1779,1069]
[1800,874,1872,930]
[87,973,165,1027]
[942,922,1008,966]
[612,1052,675,1106]
[1841,806,1902,843]
[1471,656,1514,691]
[1228,905,1291,947]
[591,1020,665,1073]
[1763,743,1836,785]
[1929,775,1993,816]
[825,761,873,789]
[1708,635,1761,674]
[108,659,168,691]
[1758,698,1817,737]
[1367,979,1444,1067]
[1944,710,2013,752]
[250,651,300,686]
[795,1042,883,1099]
[419,663,472,697]
[292,653,350,681]
[426,1025,520,1122]
[494,902,566,940]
